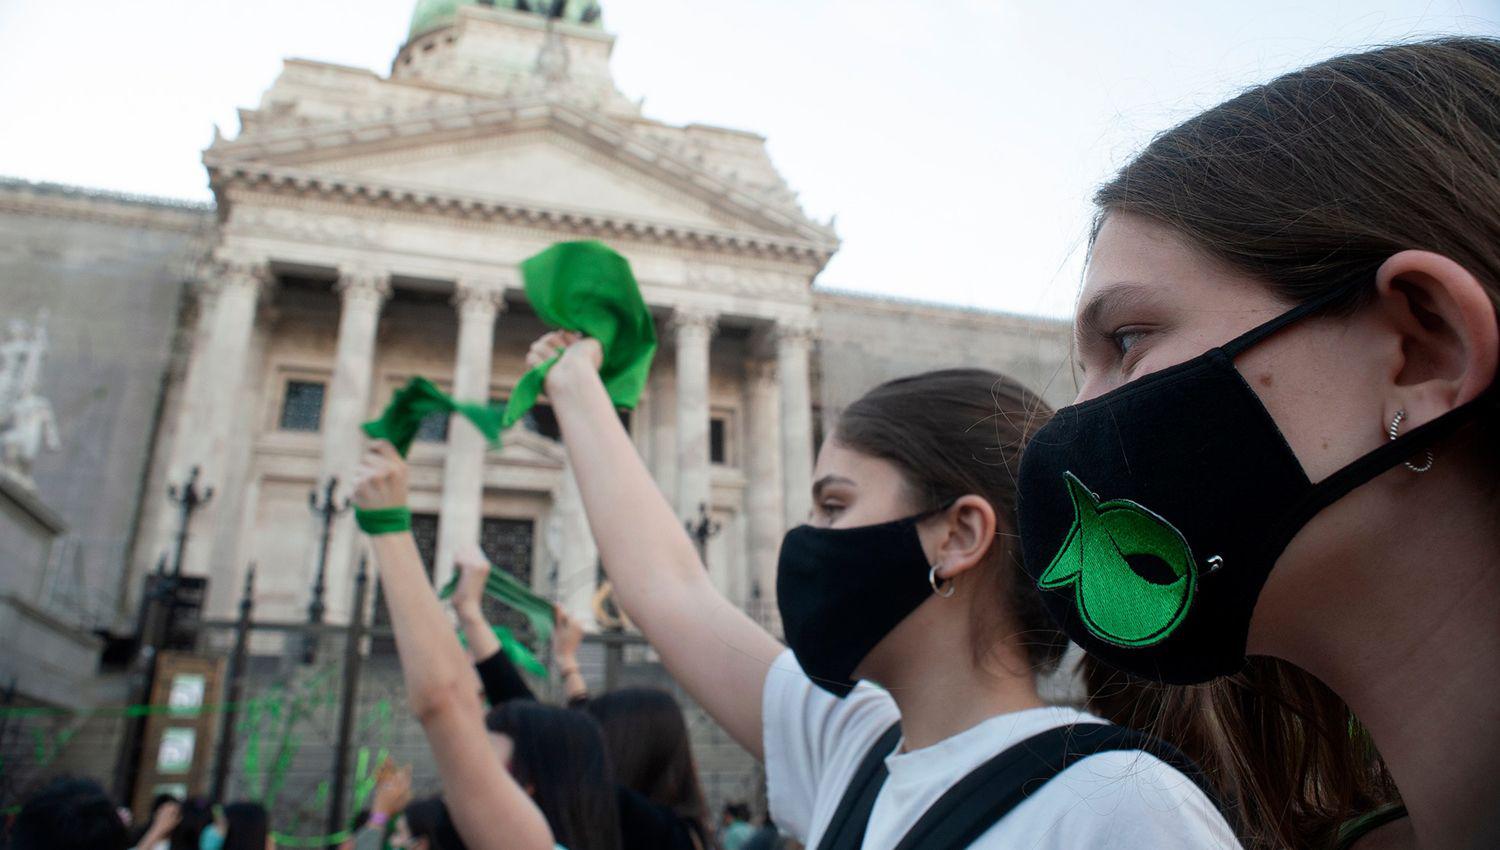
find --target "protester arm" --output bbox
[355,442,554,850]
[537,333,783,758]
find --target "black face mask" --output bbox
[1017,284,1492,684]
[776,506,948,698]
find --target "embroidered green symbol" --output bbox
[1039,473,1197,647]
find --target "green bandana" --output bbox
[440,566,555,661]
[503,240,657,429]
[362,376,504,457]
[457,624,548,678]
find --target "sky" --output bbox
[1,1,1496,318]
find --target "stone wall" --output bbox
[815,288,1075,420]
[0,178,212,632]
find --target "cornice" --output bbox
[0,176,212,234]
[813,287,1072,337]
[205,98,838,248]
[211,161,835,266]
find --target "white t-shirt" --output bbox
[763,650,1241,850]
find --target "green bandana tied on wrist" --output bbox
[502,240,657,428]
[355,506,412,536]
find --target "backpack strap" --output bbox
[813,722,904,850]
[890,722,1222,850]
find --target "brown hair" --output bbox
[584,688,713,847]
[835,368,1068,673]
[1088,36,1500,849]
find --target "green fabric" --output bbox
[1039,472,1197,647]
[355,506,413,536]
[362,376,504,458]
[440,566,555,655]
[502,241,657,429]
[494,625,547,678]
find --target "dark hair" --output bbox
[221,802,269,850]
[11,777,127,850]
[1087,36,1500,850]
[834,368,1066,672]
[403,797,466,850]
[169,797,215,850]
[723,802,751,822]
[485,701,622,850]
[584,688,711,843]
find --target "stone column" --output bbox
[549,454,599,630]
[776,320,817,530]
[672,308,717,522]
[434,280,505,589]
[744,357,784,631]
[316,268,390,622]
[649,357,678,510]
[160,258,270,577]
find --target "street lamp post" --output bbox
[685,502,722,564]
[166,465,213,577]
[303,476,351,663]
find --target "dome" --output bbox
[408,0,603,40]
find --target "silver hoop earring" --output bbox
[1387,409,1435,473]
[928,565,956,598]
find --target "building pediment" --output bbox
[206,98,837,249]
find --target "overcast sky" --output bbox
[1,1,1496,317]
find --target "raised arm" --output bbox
[529,332,784,758]
[451,548,538,705]
[352,441,553,850]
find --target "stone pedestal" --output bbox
[0,470,101,708]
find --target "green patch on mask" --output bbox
[1039,473,1196,647]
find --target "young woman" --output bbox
[452,555,712,850]
[522,347,1237,848]
[1017,36,1500,850]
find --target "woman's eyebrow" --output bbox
[811,475,855,501]
[1075,282,1158,344]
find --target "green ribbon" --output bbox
[503,240,657,428]
[440,566,554,676]
[457,624,547,678]
[362,376,504,457]
[355,505,412,536]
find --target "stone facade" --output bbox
[0,3,1073,698]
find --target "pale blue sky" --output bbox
[1,1,1496,317]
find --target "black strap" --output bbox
[813,722,903,850]
[891,723,1220,850]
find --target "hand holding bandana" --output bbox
[503,240,657,428]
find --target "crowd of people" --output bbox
[7,35,1500,850]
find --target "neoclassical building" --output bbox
[1,0,1073,696]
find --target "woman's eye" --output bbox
[1112,329,1144,355]
[819,501,844,518]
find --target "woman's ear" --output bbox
[930,495,998,582]
[1375,250,1499,426]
